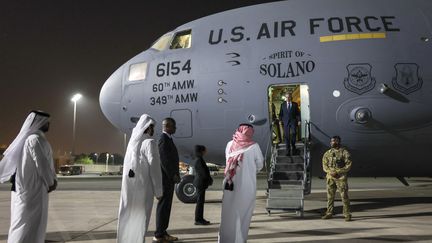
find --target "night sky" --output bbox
[0,0,278,156]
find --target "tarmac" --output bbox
[0,176,431,242]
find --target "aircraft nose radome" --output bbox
[99,66,123,128]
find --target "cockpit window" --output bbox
[151,34,173,51]
[170,30,192,49]
[128,62,147,81]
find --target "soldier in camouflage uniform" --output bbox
[321,136,352,221]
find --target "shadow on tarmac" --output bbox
[247,227,387,240]
[39,231,432,242]
[46,230,116,242]
[0,231,117,242]
[248,233,432,242]
[305,196,432,217]
[40,227,221,242]
[37,231,432,242]
[0,196,430,242]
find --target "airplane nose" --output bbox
[99,66,123,128]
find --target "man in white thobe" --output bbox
[117,114,163,243]
[0,110,57,243]
[219,124,264,243]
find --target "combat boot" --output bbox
[344,215,352,221]
[321,213,332,220]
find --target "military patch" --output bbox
[391,63,423,94]
[344,64,376,95]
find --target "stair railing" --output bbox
[265,122,278,182]
[303,120,312,194]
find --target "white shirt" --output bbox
[163,131,172,139]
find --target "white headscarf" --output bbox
[124,114,155,171]
[0,111,50,183]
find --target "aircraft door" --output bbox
[299,84,310,138]
[268,84,310,144]
[170,109,193,138]
[121,83,146,131]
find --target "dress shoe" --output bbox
[152,236,166,243]
[163,234,178,241]
[195,219,211,225]
[164,234,178,242]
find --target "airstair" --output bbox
[266,121,312,217]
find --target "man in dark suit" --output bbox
[154,118,180,242]
[192,145,213,225]
[279,92,301,156]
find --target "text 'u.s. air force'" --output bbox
[208,16,400,45]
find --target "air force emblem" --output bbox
[344,64,376,95]
[392,63,423,94]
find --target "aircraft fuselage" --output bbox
[100,0,432,176]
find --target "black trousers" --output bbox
[195,188,206,221]
[284,123,297,151]
[155,182,174,237]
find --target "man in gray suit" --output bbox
[279,92,301,156]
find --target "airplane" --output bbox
[99,0,432,199]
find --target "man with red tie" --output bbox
[279,92,301,156]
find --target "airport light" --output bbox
[71,93,82,103]
[71,93,82,156]
[104,153,115,172]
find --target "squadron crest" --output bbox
[391,63,423,94]
[344,64,376,95]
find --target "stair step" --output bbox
[276,150,304,157]
[272,170,304,174]
[272,172,304,180]
[276,143,305,149]
[275,156,303,164]
[268,189,303,198]
[275,164,304,171]
[266,198,303,209]
[270,179,303,186]
[268,183,305,190]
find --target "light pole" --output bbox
[71,93,82,156]
[105,153,109,172]
[123,133,127,156]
